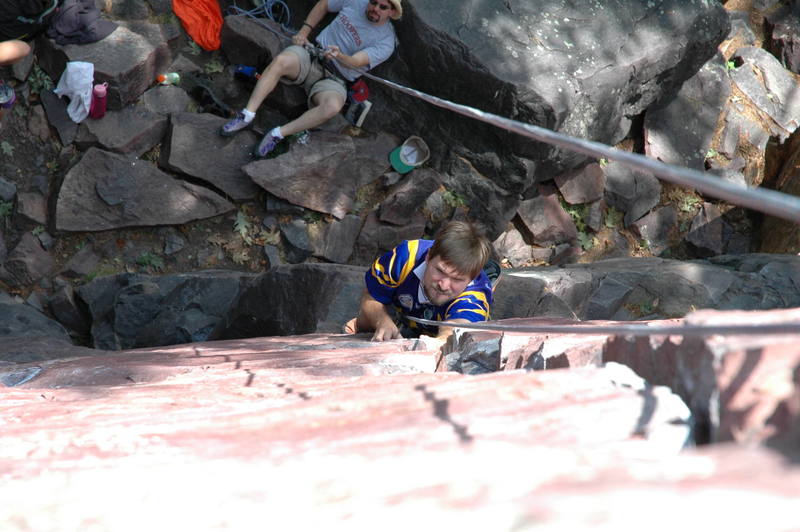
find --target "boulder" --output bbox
[36,21,181,110]
[159,112,261,201]
[350,210,426,266]
[379,168,441,226]
[77,270,257,350]
[56,148,234,231]
[308,214,363,264]
[645,53,731,170]
[517,186,577,247]
[603,160,661,226]
[244,132,359,218]
[730,46,800,141]
[0,233,54,286]
[218,263,365,338]
[0,301,71,344]
[75,105,168,156]
[372,0,730,188]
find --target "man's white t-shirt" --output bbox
[317,0,397,81]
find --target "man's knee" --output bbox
[314,93,346,118]
[267,51,300,77]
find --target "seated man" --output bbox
[219,0,400,158]
[347,221,494,342]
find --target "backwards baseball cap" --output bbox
[386,0,402,20]
[389,136,430,174]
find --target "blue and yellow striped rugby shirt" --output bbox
[365,239,493,335]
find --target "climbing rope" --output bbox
[226,8,800,225]
[406,316,800,337]
[228,1,293,32]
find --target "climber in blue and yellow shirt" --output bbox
[345,221,494,341]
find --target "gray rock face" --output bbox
[517,188,577,247]
[77,270,257,350]
[766,6,800,75]
[603,161,661,226]
[39,89,77,146]
[445,331,501,374]
[374,0,730,183]
[75,105,168,156]
[492,255,800,322]
[279,219,313,264]
[308,214,363,264]
[555,163,605,204]
[492,228,532,268]
[0,233,54,286]
[160,112,261,201]
[351,210,426,266]
[645,54,731,170]
[56,148,234,231]
[730,46,800,140]
[49,284,91,336]
[443,155,519,240]
[218,263,365,338]
[141,85,193,116]
[0,302,71,343]
[379,168,441,226]
[630,206,678,257]
[36,21,181,110]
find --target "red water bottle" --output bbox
[89,82,108,119]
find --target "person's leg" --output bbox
[243,50,302,113]
[220,48,304,137]
[0,40,31,66]
[254,89,346,157]
[279,89,346,137]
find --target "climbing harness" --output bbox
[226,4,800,225]
[406,316,800,337]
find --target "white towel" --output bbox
[53,61,94,123]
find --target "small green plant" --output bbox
[0,141,12,156]
[183,40,202,56]
[562,201,588,232]
[726,60,736,71]
[136,251,165,271]
[303,210,323,223]
[441,189,467,209]
[234,210,254,245]
[0,200,12,218]
[204,58,224,75]
[604,207,623,228]
[679,195,701,213]
[31,225,45,236]
[705,148,719,159]
[577,231,595,251]
[28,64,54,95]
[598,157,609,167]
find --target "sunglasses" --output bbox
[369,0,392,11]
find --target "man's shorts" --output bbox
[280,45,348,107]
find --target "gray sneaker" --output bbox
[219,112,252,137]
[255,133,282,158]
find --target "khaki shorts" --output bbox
[280,45,348,107]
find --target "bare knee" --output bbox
[316,95,345,119]
[265,52,299,78]
[0,40,31,66]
